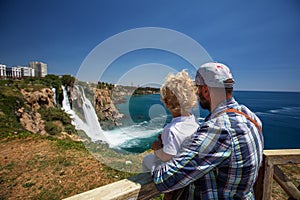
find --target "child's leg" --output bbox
[142,153,155,172]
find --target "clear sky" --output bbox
[0,0,299,91]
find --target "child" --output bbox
[142,70,199,199]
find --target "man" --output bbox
[152,62,264,199]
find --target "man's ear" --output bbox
[202,85,210,99]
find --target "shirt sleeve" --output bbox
[161,129,179,156]
[152,123,232,192]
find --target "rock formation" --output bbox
[20,88,56,110]
[18,88,56,134]
[93,88,124,129]
[17,107,46,134]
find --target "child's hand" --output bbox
[158,134,162,143]
[152,140,162,151]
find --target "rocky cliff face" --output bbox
[17,86,124,133]
[93,88,124,129]
[17,107,46,134]
[21,88,56,110]
[17,88,56,134]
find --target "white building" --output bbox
[29,61,47,77]
[1,61,47,79]
[0,64,6,78]
[12,67,22,78]
[20,66,35,77]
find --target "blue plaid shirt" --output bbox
[153,98,264,199]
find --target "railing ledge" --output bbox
[63,173,160,200]
[64,149,300,200]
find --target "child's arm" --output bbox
[154,149,173,162]
[152,134,173,162]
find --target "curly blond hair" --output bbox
[160,70,197,113]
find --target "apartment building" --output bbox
[0,61,46,79]
[0,64,6,78]
[29,61,47,77]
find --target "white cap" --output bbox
[195,62,234,88]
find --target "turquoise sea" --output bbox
[114,91,300,153]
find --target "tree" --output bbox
[61,75,75,87]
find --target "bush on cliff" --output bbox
[39,107,71,125]
[45,121,62,135]
[39,107,76,135]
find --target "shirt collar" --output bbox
[209,97,238,119]
[171,114,193,123]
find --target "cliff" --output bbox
[20,88,56,110]
[93,88,124,129]
[17,84,125,133]
[17,88,56,134]
[111,85,160,104]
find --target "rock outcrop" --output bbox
[21,88,56,110]
[18,88,56,134]
[17,107,46,134]
[93,88,124,129]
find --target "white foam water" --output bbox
[104,123,163,148]
[51,87,56,105]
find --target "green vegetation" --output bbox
[39,107,72,124]
[39,107,76,135]
[0,80,29,137]
[21,74,75,89]
[22,182,35,188]
[133,86,160,95]
[44,122,63,135]
[97,81,114,90]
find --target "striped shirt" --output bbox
[153,98,264,199]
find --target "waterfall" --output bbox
[51,87,56,105]
[61,86,71,111]
[61,85,108,143]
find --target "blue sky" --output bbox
[0,0,299,91]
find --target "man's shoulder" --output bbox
[194,122,232,144]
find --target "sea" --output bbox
[110,91,300,153]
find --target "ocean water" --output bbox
[113,91,300,153]
[234,91,300,150]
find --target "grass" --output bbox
[0,81,56,140]
[0,134,135,199]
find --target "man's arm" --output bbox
[152,125,232,193]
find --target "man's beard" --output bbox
[200,99,210,110]
[198,91,210,110]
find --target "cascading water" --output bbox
[61,86,71,111]
[61,85,108,143]
[51,87,56,105]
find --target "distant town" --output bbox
[0,61,47,79]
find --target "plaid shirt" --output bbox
[153,98,264,199]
